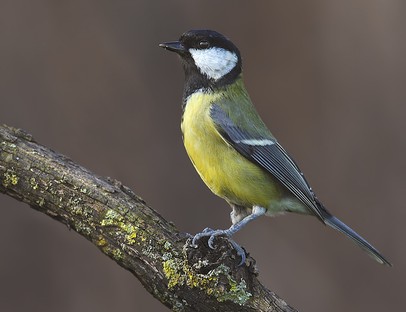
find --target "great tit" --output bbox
[159,29,391,266]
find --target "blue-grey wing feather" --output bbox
[210,104,325,220]
[210,104,392,265]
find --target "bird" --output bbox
[159,29,391,266]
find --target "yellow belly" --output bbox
[181,92,283,209]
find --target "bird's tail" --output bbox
[323,213,392,266]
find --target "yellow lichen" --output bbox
[74,221,92,236]
[36,197,45,207]
[101,209,124,226]
[100,244,123,261]
[2,170,19,187]
[29,177,39,190]
[125,231,137,244]
[96,237,107,247]
[80,187,88,194]
[3,152,13,163]
[163,241,172,250]
[101,209,145,246]
[111,248,123,260]
[162,258,251,306]
[163,259,183,288]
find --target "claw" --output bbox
[229,240,246,266]
[207,235,216,249]
[192,228,217,247]
[191,232,205,247]
[207,229,226,248]
[188,207,266,266]
[191,236,199,248]
[190,228,246,265]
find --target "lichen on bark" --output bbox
[0,125,297,312]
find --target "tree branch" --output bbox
[0,124,297,312]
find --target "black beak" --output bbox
[159,41,186,54]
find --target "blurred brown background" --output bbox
[1,1,405,311]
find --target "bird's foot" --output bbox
[191,228,246,265]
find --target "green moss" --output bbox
[2,169,19,187]
[162,259,252,306]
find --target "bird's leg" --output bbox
[192,206,266,265]
[230,203,251,225]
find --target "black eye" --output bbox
[198,40,210,49]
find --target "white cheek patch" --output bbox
[189,47,238,81]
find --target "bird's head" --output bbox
[160,30,242,94]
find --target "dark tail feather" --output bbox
[324,215,392,266]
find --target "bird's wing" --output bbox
[210,104,326,221]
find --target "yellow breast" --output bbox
[181,91,282,209]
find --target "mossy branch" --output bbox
[0,124,297,312]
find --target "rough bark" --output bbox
[0,124,297,312]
